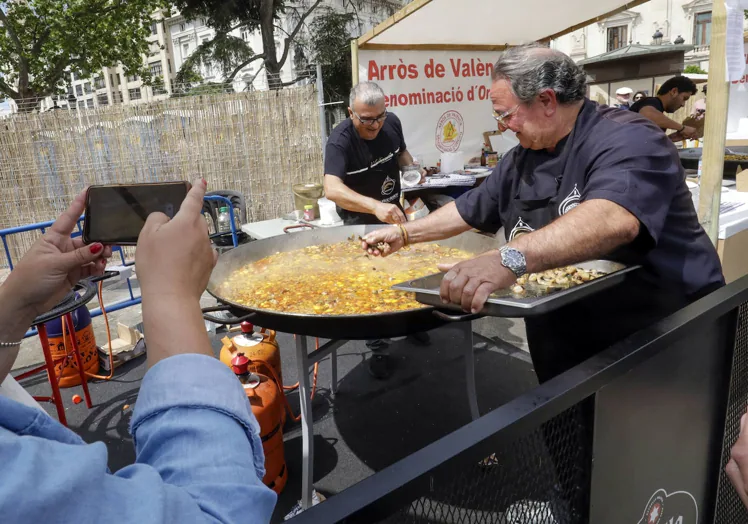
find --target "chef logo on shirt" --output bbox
[558,184,581,215]
[381,175,396,196]
[509,217,534,241]
[637,489,698,524]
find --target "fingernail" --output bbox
[202,178,207,187]
[89,243,103,254]
[471,308,477,314]
[442,299,448,304]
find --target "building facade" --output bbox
[552,0,736,71]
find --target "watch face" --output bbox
[504,249,523,267]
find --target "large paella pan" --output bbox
[204,225,497,339]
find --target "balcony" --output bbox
[689,44,710,57]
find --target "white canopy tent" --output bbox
[349,0,730,245]
[354,0,649,50]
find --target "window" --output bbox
[180,23,185,32]
[75,85,83,97]
[168,59,172,73]
[129,88,142,100]
[153,78,167,95]
[182,43,189,57]
[86,98,95,108]
[127,74,139,82]
[150,21,158,35]
[201,37,209,46]
[77,100,86,109]
[241,28,251,41]
[109,73,114,85]
[150,62,163,76]
[94,77,105,89]
[606,25,627,51]
[67,86,74,96]
[84,82,92,94]
[97,93,109,106]
[694,12,712,46]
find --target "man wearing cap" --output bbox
[614,87,633,109]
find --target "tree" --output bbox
[0,0,165,112]
[173,0,323,90]
[683,64,707,75]
[308,8,354,104]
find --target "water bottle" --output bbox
[217,206,231,233]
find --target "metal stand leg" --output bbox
[461,320,480,420]
[330,348,338,396]
[37,324,67,426]
[64,313,93,409]
[295,335,314,510]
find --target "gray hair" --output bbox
[492,44,586,104]
[349,81,385,108]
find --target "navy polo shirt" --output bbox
[455,99,723,296]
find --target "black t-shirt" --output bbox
[324,113,406,224]
[630,97,666,129]
[455,99,723,297]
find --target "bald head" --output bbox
[492,44,587,105]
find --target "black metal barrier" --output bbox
[288,277,748,524]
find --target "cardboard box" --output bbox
[98,323,146,371]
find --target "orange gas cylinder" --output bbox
[231,353,288,495]
[221,322,282,385]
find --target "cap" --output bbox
[304,205,313,210]
[240,321,254,333]
[230,352,250,375]
[219,206,229,213]
[616,87,634,95]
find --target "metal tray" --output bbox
[392,260,640,318]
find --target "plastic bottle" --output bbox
[217,206,232,233]
[303,205,315,221]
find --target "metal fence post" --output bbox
[316,63,327,160]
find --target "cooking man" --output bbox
[324,81,427,379]
[362,45,724,515]
[629,75,699,141]
[324,81,423,225]
[363,44,723,388]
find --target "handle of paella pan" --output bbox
[432,310,483,322]
[283,224,315,234]
[202,305,257,325]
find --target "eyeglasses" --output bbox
[493,105,520,127]
[353,110,387,127]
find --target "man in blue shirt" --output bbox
[0,180,276,523]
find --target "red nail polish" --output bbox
[90,243,103,254]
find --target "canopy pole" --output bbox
[698,0,729,245]
[351,39,359,86]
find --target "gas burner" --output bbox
[31,279,98,327]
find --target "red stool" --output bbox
[14,281,97,426]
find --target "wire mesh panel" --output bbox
[366,401,592,524]
[713,302,748,524]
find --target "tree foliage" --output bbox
[683,64,707,75]
[172,0,322,89]
[308,8,353,103]
[0,0,166,111]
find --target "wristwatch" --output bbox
[499,246,527,278]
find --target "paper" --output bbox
[726,0,748,81]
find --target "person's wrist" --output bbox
[0,272,41,323]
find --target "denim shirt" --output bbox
[0,354,277,523]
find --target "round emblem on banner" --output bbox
[435,110,464,152]
[637,489,698,524]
